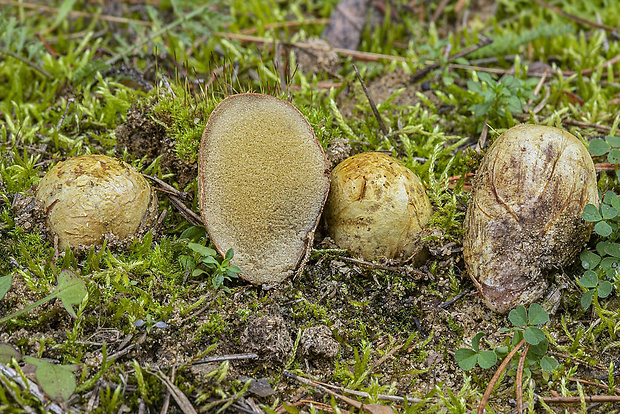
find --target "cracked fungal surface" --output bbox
[463,124,599,313]
[324,152,432,261]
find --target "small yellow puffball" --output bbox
[324,152,432,260]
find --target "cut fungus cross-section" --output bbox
[199,93,330,285]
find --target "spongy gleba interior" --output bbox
[199,93,330,285]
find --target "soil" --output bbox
[115,106,197,189]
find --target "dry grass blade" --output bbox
[478,338,526,414]
[283,370,395,414]
[515,343,530,414]
[152,369,197,414]
[353,64,389,136]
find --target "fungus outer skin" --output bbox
[324,152,432,260]
[463,124,599,313]
[36,155,156,250]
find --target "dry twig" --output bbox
[479,338,526,413]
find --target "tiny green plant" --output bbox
[503,304,558,374]
[588,135,620,172]
[455,304,558,374]
[467,72,538,126]
[186,242,242,291]
[580,191,619,309]
[454,332,497,370]
[0,268,87,323]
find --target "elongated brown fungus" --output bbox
[463,124,599,313]
[199,93,330,285]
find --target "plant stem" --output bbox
[478,338,526,414]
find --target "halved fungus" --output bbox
[35,155,158,250]
[199,93,330,285]
[323,152,432,260]
[463,124,599,313]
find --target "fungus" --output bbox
[323,152,432,260]
[199,93,330,285]
[35,154,157,250]
[463,124,599,313]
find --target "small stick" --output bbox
[562,119,612,133]
[0,45,52,78]
[172,353,258,368]
[213,32,411,63]
[315,381,421,403]
[0,0,154,27]
[540,395,620,404]
[516,343,530,414]
[144,174,189,199]
[412,38,493,82]
[567,377,620,394]
[353,64,389,137]
[240,18,331,35]
[547,351,608,372]
[478,338,526,414]
[56,98,74,132]
[532,0,618,33]
[168,195,203,227]
[438,289,473,309]
[595,163,619,172]
[283,371,397,413]
[431,0,451,23]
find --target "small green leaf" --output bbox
[191,268,206,277]
[187,242,216,257]
[179,226,207,241]
[582,204,602,222]
[55,269,87,319]
[509,305,528,327]
[601,257,620,272]
[580,250,601,270]
[494,346,509,357]
[601,204,618,220]
[523,326,546,345]
[598,281,613,298]
[23,357,78,402]
[605,242,620,258]
[580,270,599,288]
[0,274,11,300]
[540,356,559,372]
[527,303,549,326]
[581,289,594,309]
[606,135,620,147]
[0,343,21,364]
[202,256,219,265]
[227,265,242,274]
[589,138,611,156]
[528,338,549,356]
[477,351,497,369]
[224,248,234,261]
[594,221,613,237]
[454,348,478,371]
[471,332,485,352]
[608,148,620,164]
[605,191,620,210]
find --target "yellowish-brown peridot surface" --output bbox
[199,93,330,285]
[324,152,432,260]
[35,154,158,250]
[463,124,599,313]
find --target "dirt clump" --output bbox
[240,315,293,364]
